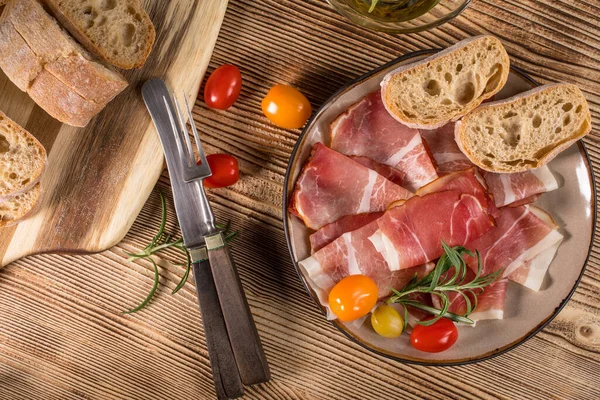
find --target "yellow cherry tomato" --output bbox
[371,305,404,338]
[261,84,312,129]
[328,275,378,322]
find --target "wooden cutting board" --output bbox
[0,0,228,267]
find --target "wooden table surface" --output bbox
[1,1,599,399]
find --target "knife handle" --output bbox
[206,233,271,386]
[192,257,244,399]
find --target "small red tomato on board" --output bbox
[261,84,312,129]
[204,65,242,110]
[328,275,378,322]
[410,318,458,353]
[201,154,240,189]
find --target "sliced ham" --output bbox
[431,269,509,321]
[506,208,563,291]
[416,168,499,219]
[483,168,559,208]
[289,143,412,230]
[299,220,435,316]
[351,156,408,188]
[420,123,473,174]
[465,206,563,278]
[309,212,383,253]
[369,191,495,271]
[330,90,437,192]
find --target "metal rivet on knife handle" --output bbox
[190,247,209,262]
[206,233,225,250]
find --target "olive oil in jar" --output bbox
[345,0,441,22]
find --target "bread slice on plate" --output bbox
[0,0,128,126]
[0,111,47,201]
[455,83,592,173]
[381,35,510,130]
[40,0,155,69]
[0,183,42,228]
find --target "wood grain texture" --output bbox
[0,0,229,266]
[1,0,600,399]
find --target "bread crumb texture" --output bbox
[43,0,155,69]
[384,36,509,126]
[0,183,41,227]
[458,84,591,173]
[0,112,46,198]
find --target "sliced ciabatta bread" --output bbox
[0,0,127,126]
[41,0,155,69]
[0,183,42,227]
[455,83,591,173]
[0,112,47,201]
[381,35,510,130]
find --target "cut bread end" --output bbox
[454,83,592,173]
[0,111,47,200]
[0,183,42,227]
[381,35,510,130]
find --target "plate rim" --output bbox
[282,50,597,366]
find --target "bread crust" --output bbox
[45,54,128,104]
[28,69,105,127]
[0,20,41,91]
[454,83,592,173]
[381,35,510,130]
[0,0,127,126]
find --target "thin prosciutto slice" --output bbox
[310,212,383,253]
[416,168,499,219]
[351,156,408,188]
[298,220,435,317]
[506,208,563,291]
[330,90,437,191]
[289,143,412,230]
[369,191,495,271]
[483,168,559,208]
[420,123,473,174]
[431,269,509,321]
[465,206,563,278]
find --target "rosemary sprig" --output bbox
[368,0,380,12]
[123,192,238,313]
[387,241,502,328]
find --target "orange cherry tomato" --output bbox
[202,154,239,189]
[328,275,378,322]
[410,318,458,353]
[204,65,242,110]
[261,84,312,129]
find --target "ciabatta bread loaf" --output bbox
[0,183,42,227]
[454,83,592,173]
[0,111,46,201]
[41,0,155,69]
[381,36,510,130]
[0,0,128,126]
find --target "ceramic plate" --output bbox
[283,51,596,365]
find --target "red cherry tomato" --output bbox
[410,318,458,353]
[202,154,240,189]
[204,65,242,110]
